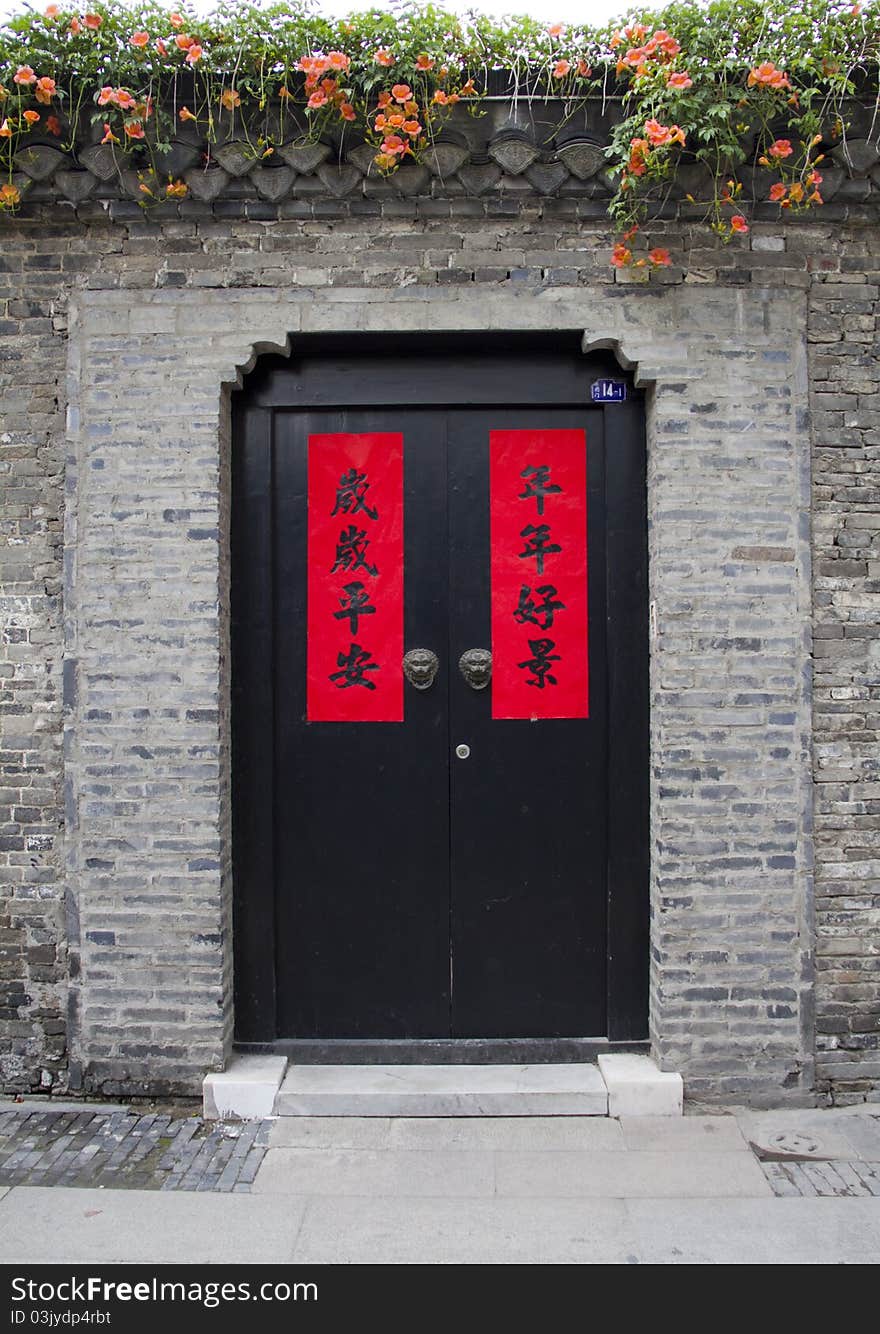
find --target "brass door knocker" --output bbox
[403,648,439,690]
[459,648,492,690]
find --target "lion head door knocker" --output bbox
[459,648,492,690]
[403,648,440,691]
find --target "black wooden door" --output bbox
[231,336,649,1045]
[275,407,451,1037]
[448,408,606,1037]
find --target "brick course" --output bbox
[0,193,877,1104]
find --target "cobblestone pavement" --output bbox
[759,1158,880,1198]
[0,1107,270,1192]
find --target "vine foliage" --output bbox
[0,0,877,262]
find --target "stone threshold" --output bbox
[203,1053,682,1120]
[233,1036,650,1064]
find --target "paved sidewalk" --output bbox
[0,1107,270,1193]
[0,1101,876,1263]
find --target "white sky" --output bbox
[0,1,628,31]
[316,0,625,21]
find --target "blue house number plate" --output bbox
[591,379,627,403]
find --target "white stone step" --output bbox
[272,1063,608,1117]
[202,1053,684,1121]
[203,1054,287,1120]
[598,1053,684,1117]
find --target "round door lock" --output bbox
[455,744,470,760]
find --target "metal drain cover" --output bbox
[751,1130,830,1161]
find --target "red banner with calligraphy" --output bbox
[307,433,404,722]
[490,428,588,720]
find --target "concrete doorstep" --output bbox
[203,1053,684,1120]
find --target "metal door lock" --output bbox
[455,744,470,760]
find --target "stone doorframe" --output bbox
[63,284,813,1100]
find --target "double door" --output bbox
[232,338,649,1045]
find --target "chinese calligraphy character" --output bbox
[333,581,376,636]
[329,642,379,691]
[517,637,561,689]
[513,583,566,631]
[518,524,561,575]
[331,468,378,521]
[331,525,378,578]
[519,465,561,516]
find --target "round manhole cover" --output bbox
[755,1130,825,1160]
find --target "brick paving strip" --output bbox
[760,1158,880,1198]
[751,1113,880,1198]
[0,1108,271,1192]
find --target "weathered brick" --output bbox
[0,186,877,1106]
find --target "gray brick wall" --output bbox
[0,221,68,1093]
[810,225,880,1099]
[0,198,877,1104]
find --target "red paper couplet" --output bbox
[490,428,589,720]
[307,433,404,722]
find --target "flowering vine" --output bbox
[0,0,876,263]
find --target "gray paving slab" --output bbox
[267,1115,627,1151]
[252,1148,496,1198]
[627,1197,880,1264]
[820,1114,880,1162]
[620,1115,748,1153]
[268,1117,394,1150]
[735,1108,870,1162]
[0,1187,307,1264]
[388,1116,627,1151]
[291,1196,638,1264]
[493,1150,773,1198]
